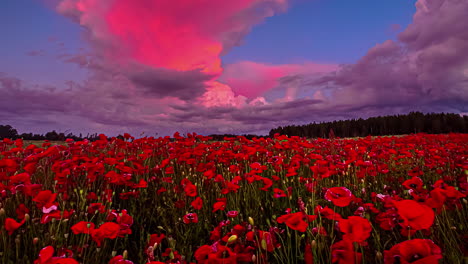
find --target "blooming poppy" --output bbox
[331,240,362,264]
[194,245,213,263]
[191,197,203,210]
[34,246,79,264]
[402,176,424,191]
[5,217,26,235]
[183,213,198,224]
[339,216,372,243]
[393,200,434,234]
[71,221,95,235]
[384,239,442,264]
[212,198,227,212]
[226,211,239,218]
[90,222,121,246]
[325,187,353,207]
[315,205,343,221]
[184,182,197,197]
[109,255,134,264]
[276,212,308,232]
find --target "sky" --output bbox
[1,0,467,137]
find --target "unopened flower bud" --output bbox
[33,237,39,245]
[227,235,238,244]
[311,240,317,248]
[376,251,383,260]
[261,239,268,251]
[123,250,128,259]
[248,217,254,226]
[0,208,5,216]
[24,214,30,222]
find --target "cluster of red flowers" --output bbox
[0,133,467,263]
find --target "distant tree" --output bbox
[0,125,18,139]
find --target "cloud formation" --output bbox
[306,0,468,113]
[3,0,468,136]
[55,0,291,100]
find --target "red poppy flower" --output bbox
[41,210,74,224]
[305,242,314,264]
[109,255,134,264]
[16,203,30,220]
[184,183,197,197]
[34,246,79,264]
[325,187,353,207]
[402,176,424,191]
[90,222,121,246]
[33,190,57,210]
[315,205,343,221]
[273,188,287,198]
[9,172,31,185]
[5,217,26,235]
[227,211,239,218]
[208,244,237,264]
[194,245,213,263]
[384,239,442,264]
[147,233,165,248]
[87,203,106,214]
[339,216,372,243]
[393,200,434,234]
[191,197,203,210]
[277,212,308,232]
[331,239,362,264]
[71,221,95,235]
[183,213,198,224]
[212,198,227,212]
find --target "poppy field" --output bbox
[0,133,467,264]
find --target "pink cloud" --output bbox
[57,0,288,74]
[220,61,337,98]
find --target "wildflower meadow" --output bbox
[0,133,467,263]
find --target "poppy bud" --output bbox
[248,217,254,226]
[33,237,39,245]
[252,255,256,262]
[24,214,30,222]
[0,208,5,216]
[311,240,317,248]
[261,239,268,251]
[376,251,383,260]
[123,250,128,259]
[227,235,238,244]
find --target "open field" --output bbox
[1,133,467,263]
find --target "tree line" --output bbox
[269,112,468,138]
[0,125,102,141]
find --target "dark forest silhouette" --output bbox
[269,112,468,138]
